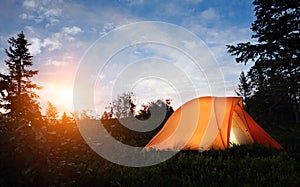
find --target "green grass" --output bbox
[0,117,299,186]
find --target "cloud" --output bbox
[184,0,203,4]
[21,0,64,27]
[90,20,253,111]
[22,0,36,9]
[44,8,62,18]
[200,8,219,20]
[160,2,189,17]
[59,26,84,41]
[19,13,34,20]
[26,25,84,55]
[43,36,62,51]
[127,0,144,6]
[9,0,256,112]
[62,26,83,35]
[43,8,62,27]
[45,59,66,66]
[28,37,43,55]
[85,22,228,112]
[99,23,116,36]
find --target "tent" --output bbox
[145,97,282,151]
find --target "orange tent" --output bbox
[145,97,282,151]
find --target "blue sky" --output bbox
[0,0,255,114]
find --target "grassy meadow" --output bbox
[0,117,299,186]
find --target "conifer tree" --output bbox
[46,101,59,120]
[227,0,300,124]
[0,32,42,123]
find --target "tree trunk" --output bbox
[17,58,22,116]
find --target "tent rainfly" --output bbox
[145,97,283,151]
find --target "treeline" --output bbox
[100,92,175,146]
[101,92,174,120]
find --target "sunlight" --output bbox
[40,84,74,114]
[60,89,73,108]
[62,89,73,102]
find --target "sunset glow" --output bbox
[61,89,73,107]
[40,83,74,114]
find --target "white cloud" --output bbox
[200,8,219,20]
[29,37,43,55]
[99,23,116,36]
[184,0,203,4]
[21,0,64,27]
[45,18,60,28]
[127,0,144,6]
[19,13,29,20]
[28,26,84,53]
[45,59,66,66]
[62,26,83,35]
[162,3,187,16]
[86,22,228,112]
[13,0,255,113]
[44,8,62,18]
[43,37,61,51]
[23,0,36,9]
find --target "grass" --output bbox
[0,117,299,186]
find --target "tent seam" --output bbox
[214,97,226,148]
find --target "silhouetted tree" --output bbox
[106,92,134,118]
[0,32,42,123]
[236,71,252,109]
[46,102,59,120]
[61,112,70,124]
[104,92,174,123]
[148,99,174,123]
[227,0,300,125]
[79,109,96,120]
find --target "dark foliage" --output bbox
[0,115,299,186]
[227,0,300,125]
[0,32,42,124]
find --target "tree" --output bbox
[235,71,252,102]
[104,92,174,123]
[46,101,59,120]
[0,32,42,123]
[61,112,71,124]
[106,92,134,118]
[148,99,174,122]
[227,0,300,125]
[79,109,96,120]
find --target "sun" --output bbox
[50,88,74,111]
[62,89,73,100]
[61,89,73,108]
[40,83,75,114]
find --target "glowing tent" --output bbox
[145,97,282,151]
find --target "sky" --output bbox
[0,0,255,115]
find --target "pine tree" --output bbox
[0,32,42,123]
[236,71,250,98]
[227,0,300,125]
[46,101,59,120]
[235,71,252,108]
[61,112,70,124]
